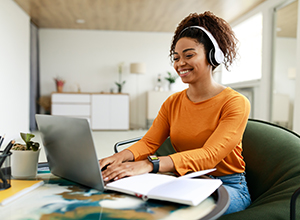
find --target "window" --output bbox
[221,13,263,84]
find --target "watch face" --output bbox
[149,155,159,160]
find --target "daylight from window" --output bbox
[221,13,263,84]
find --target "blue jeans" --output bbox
[208,172,251,215]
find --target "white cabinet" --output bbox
[51,93,91,120]
[91,94,129,130]
[51,93,129,130]
[147,91,174,128]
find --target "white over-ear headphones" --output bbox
[180,26,224,67]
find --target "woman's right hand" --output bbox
[99,149,134,172]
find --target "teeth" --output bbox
[180,70,189,75]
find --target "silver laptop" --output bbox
[35,114,105,191]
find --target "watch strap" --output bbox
[147,155,160,173]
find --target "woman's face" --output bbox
[173,37,211,84]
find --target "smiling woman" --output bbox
[99,11,251,216]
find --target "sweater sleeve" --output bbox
[169,95,250,176]
[127,97,171,160]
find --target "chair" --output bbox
[219,119,300,220]
[114,119,300,219]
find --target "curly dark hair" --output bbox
[170,11,238,71]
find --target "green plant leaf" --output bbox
[165,71,178,84]
[20,133,35,143]
[31,142,40,151]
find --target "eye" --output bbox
[173,56,179,62]
[186,53,194,58]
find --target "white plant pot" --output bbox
[169,83,175,91]
[11,148,40,179]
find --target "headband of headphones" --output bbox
[180,26,224,66]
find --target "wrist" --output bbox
[144,159,154,173]
[147,155,160,173]
[121,149,134,162]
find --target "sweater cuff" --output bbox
[169,154,189,176]
[127,148,148,161]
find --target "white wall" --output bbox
[0,0,30,143]
[227,0,291,122]
[293,0,300,134]
[273,38,296,101]
[39,29,186,129]
[273,37,296,128]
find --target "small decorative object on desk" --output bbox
[155,74,164,91]
[0,151,12,190]
[115,62,126,93]
[165,71,178,91]
[11,133,41,179]
[54,77,65,93]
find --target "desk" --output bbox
[1,173,229,220]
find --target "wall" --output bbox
[227,0,291,122]
[293,0,300,134]
[273,37,296,101]
[39,29,186,129]
[0,0,30,142]
[273,37,296,128]
[229,0,300,133]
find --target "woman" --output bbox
[100,11,251,214]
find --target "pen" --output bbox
[0,139,14,187]
[2,140,15,156]
[0,135,4,148]
[0,140,15,168]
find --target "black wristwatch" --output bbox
[147,155,160,173]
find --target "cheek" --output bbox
[173,62,177,71]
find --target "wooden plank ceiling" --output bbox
[276,0,298,38]
[14,0,267,32]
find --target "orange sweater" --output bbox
[128,87,250,176]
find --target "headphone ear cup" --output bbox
[209,49,217,67]
[209,48,224,67]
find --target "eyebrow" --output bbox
[173,48,195,55]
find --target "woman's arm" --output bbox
[100,154,175,182]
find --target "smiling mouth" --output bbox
[179,70,191,76]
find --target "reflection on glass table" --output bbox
[0,169,229,220]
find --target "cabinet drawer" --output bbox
[52,104,90,116]
[52,94,90,103]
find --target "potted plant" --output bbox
[11,133,40,179]
[54,77,65,93]
[115,62,126,93]
[165,71,178,91]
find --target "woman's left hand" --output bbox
[102,159,153,182]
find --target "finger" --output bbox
[102,163,121,181]
[99,159,109,170]
[103,163,132,182]
[103,169,123,182]
[114,171,132,181]
[99,157,115,170]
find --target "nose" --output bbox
[174,58,186,70]
[178,58,186,66]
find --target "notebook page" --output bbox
[106,173,176,196]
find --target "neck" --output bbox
[187,77,225,103]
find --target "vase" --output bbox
[118,86,122,93]
[56,85,63,93]
[169,83,175,91]
[11,148,40,179]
